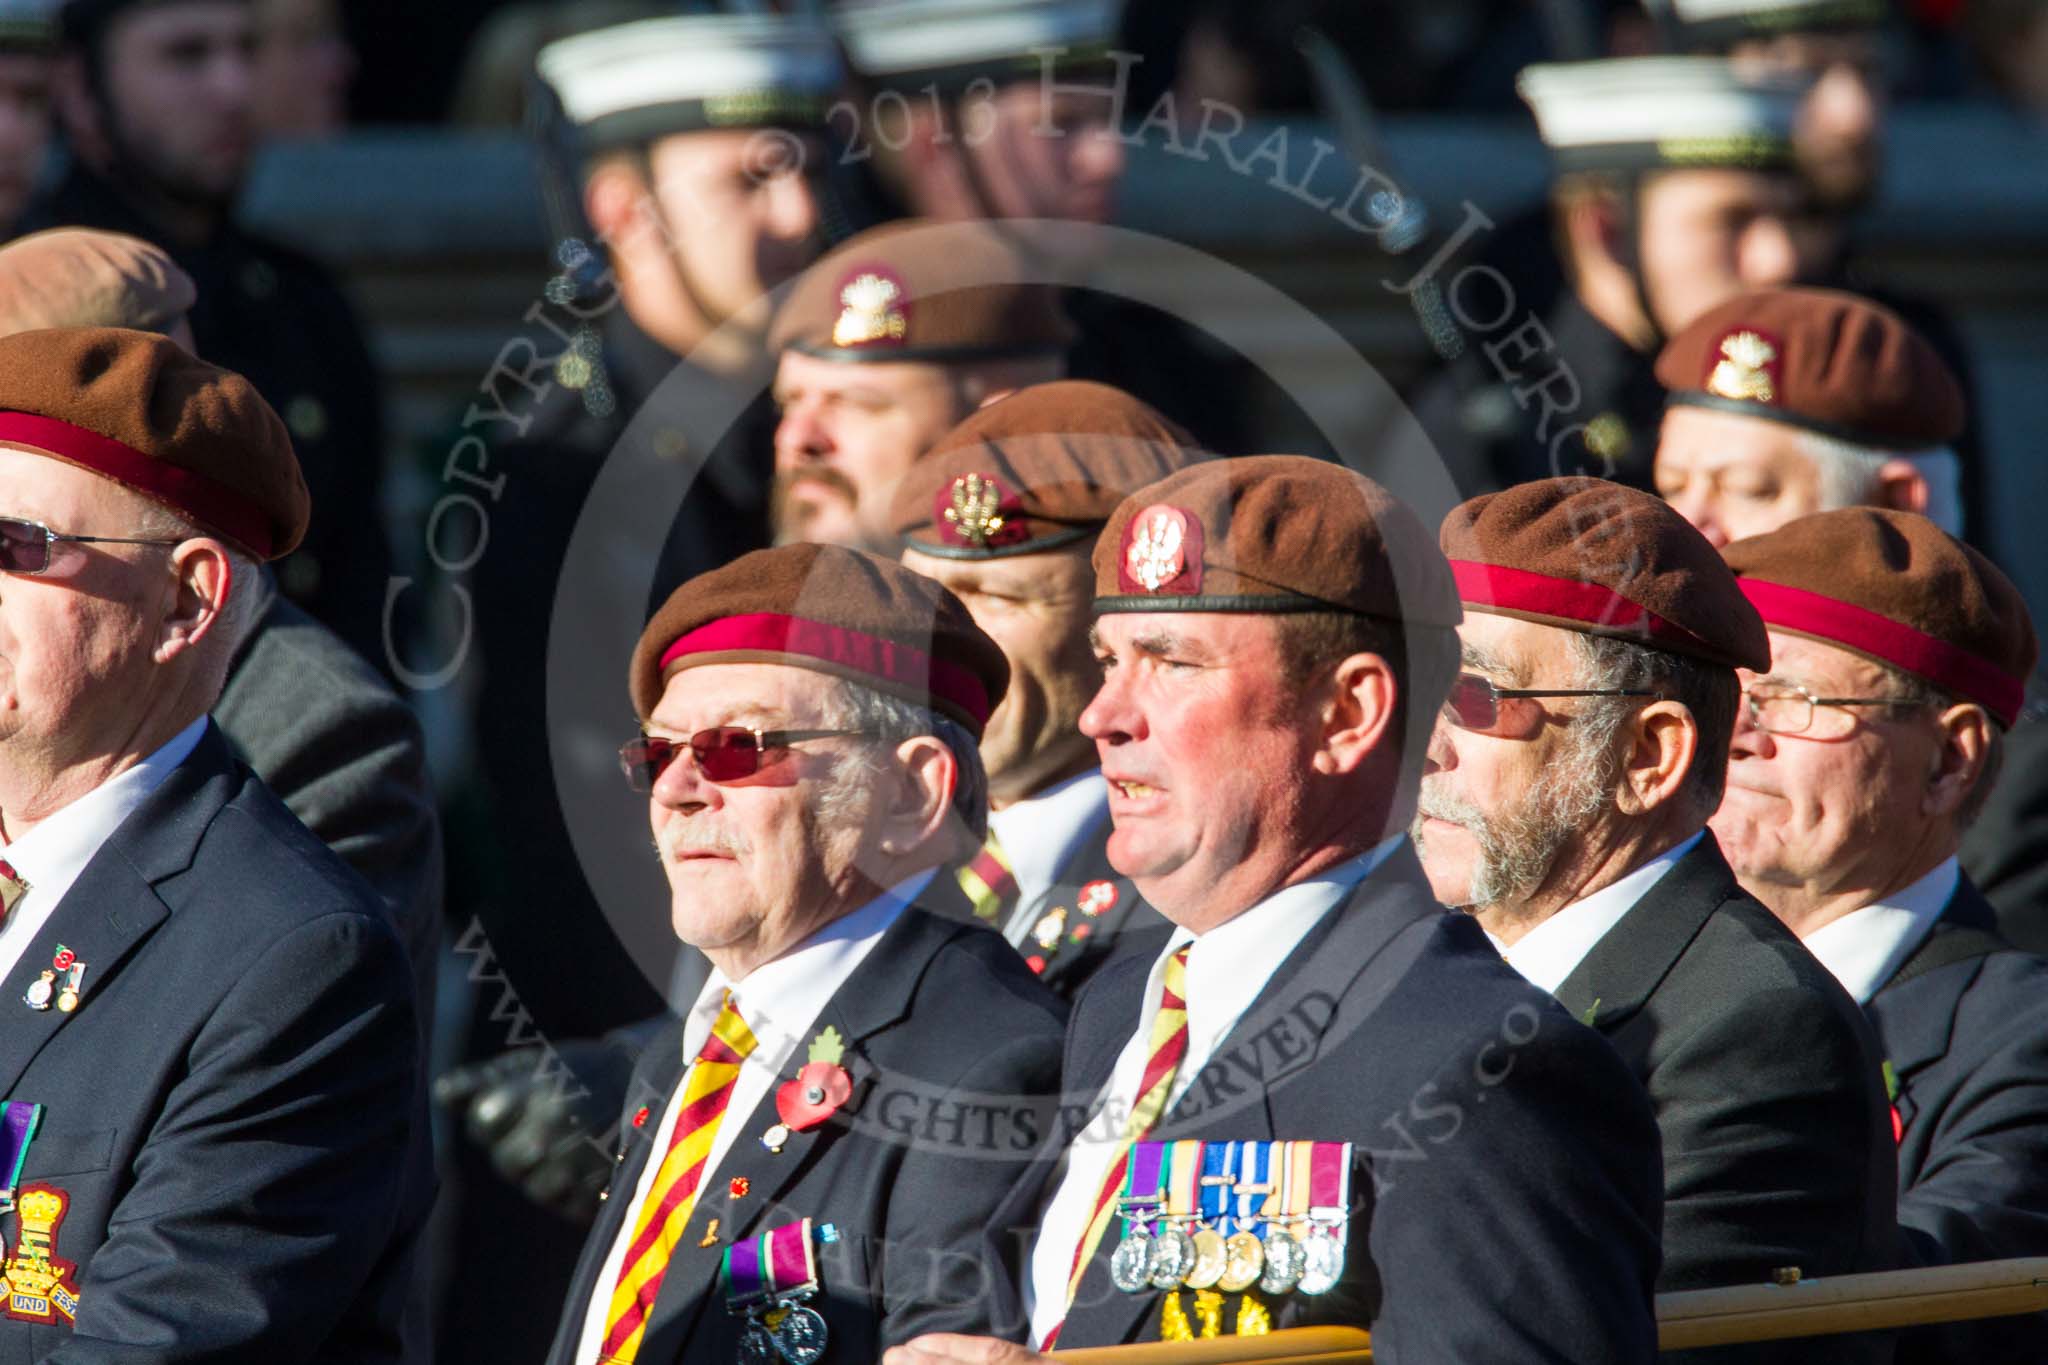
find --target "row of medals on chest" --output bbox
[1111,1185,1342,1297]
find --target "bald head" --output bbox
[0,227,195,342]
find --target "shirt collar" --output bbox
[1801,857,1959,1004]
[1,715,209,889]
[1501,829,1703,995]
[988,768,1107,909]
[1166,835,1405,1063]
[694,869,933,1056]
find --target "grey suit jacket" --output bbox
[214,575,443,1012]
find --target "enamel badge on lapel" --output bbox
[22,946,84,1013]
[770,1027,852,1148]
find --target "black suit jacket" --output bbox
[1552,836,1898,1364]
[0,724,428,1362]
[987,847,1665,1364]
[545,907,1066,1365]
[1870,877,2048,1365]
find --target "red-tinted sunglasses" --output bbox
[1441,672,1657,739]
[619,726,865,790]
[0,515,182,576]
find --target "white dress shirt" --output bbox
[989,769,1109,946]
[1022,837,1402,1347]
[1499,831,1703,995]
[0,715,207,982]
[574,873,930,1364]
[1801,857,1958,1005]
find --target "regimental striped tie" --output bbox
[599,993,757,1363]
[955,830,1019,926]
[0,859,24,923]
[1044,943,1193,1347]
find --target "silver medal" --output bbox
[739,1321,779,1365]
[1297,1226,1344,1295]
[1259,1229,1307,1295]
[1110,1226,1155,1292]
[1147,1225,1197,1289]
[770,1304,829,1365]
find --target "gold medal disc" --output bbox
[1183,1228,1227,1289]
[1217,1231,1265,1292]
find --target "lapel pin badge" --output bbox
[23,947,85,1014]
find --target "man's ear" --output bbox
[583,159,649,243]
[1563,189,1624,267]
[1874,459,1931,515]
[1312,652,1398,778]
[876,734,958,858]
[155,538,232,664]
[1618,700,1698,817]
[1925,702,1994,822]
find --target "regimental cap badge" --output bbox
[1119,504,1202,595]
[938,472,1025,550]
[831,268,909,349]
[1705,328,1781,405]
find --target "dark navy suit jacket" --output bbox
[1552,835,1898,1365]
[1870,877,2048,1365]
[0,723,428,1363]
[985,846,1666,1364]
[545,906,1066,1365]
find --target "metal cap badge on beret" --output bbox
[770,219,1074,364]
[1442,476,1770,671]
[1518,57,1810,174]
[1092,455,1462,625]
[0,326,306,560]
[892,381,1198,559]
[0,229,195,337]
[538,12,842,150]
[1723,509,2037,726]
[836,0,1119,91]
[632,542,1010,736]
[1657,286,1966,450]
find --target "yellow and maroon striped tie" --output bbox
[1044,943,1192,1346]
[955,830,1019,926]
[599,993,757,1362]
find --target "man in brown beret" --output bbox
[0,326,426,1357]
[1651,284,2048,955]
[0,223,444,1040]
[1654,286,1968,549]
[546,542,1063,1365]
[889,456,1662,1363]
[1716,508,2048,1365]
[771,218,1071,553]
[890,380,1192,993]
[1415,476,1897,1356]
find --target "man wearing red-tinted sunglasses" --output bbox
[1418,478,1900,1354]
[546,541,1065,1365]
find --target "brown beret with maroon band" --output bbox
[1091,455,1461,625]
[0,326,306,560]
[631,541,1010,735]
[770,218,1074,364]
[1722,508,2037,727]
[1656,286,1966,451]
[1441,476,1770,672]
[892,380,1200,559]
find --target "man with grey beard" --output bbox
[1416,477,1898,1362]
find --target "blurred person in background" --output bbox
[834,0,1313,455]
[1405,55,1830,497]
[249,0,352,138]
[25,0,396,667]
[0,0,55,234]
[1966,0,2048,117]
[1653,286,2048,955]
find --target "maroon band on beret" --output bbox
[658,611,993,730]
[0,409,277,557]
[1738,578,2025,726]
[1448,559,1720,657]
